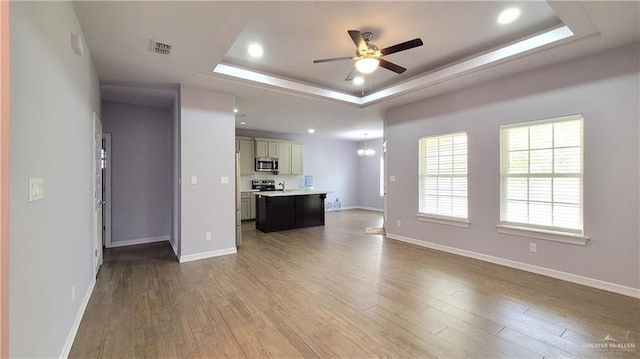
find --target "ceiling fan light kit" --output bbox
[355,58,379,74]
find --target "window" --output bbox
[500,115,583,235]
[418,132,468,220]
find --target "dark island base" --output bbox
[255,194,326,233]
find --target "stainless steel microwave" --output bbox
[255,157,279,172]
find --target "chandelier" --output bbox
[357,134,376,157]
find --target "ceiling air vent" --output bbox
[150,40,172,55]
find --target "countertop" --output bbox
[253,190,332,197]
[240,189,260,193]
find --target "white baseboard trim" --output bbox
[329,206,384,212]
[170,238,179,259]
[386,232,640,299]
[107,235,169,248]
[352,206,384,212]
[60,276,96,358]
[179,247,237,263]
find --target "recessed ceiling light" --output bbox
[353,76,364,85]
[308,128,315,134]
[498,8,520,24]
[247,43,263,58]
[240,121,247,125]
[233,108,238,113]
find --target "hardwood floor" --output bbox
[70,209,639,358]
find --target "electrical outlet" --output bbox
[530,242,537,253]
[397,220,402,227]
[389,175,396,182]
[220,176,229,185]
[205,232,212,241]
[190,176,197,185]
[71,285,76,303]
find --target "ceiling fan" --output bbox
[313,30,423,81]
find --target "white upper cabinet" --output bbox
[291,144,303,175]
[278,142,292,174]
[256,139,280,158]
[237,138,255,175]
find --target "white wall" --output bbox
[180,85,236,260]
[235,129,359,207]
[356,138,384,210]
[9,2,100,356]
[102,101,172,246]
[385,44,639,293]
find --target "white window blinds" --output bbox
[500,115,583,234]
[419,132,468,219]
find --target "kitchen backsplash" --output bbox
[240,173,306,191]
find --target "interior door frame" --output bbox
[383,140,387,229]
[0,1,10,355]
[102,133,112,249]
[92,112,103,276]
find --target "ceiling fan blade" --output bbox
[313,56,354,64]
[380,38,423,56]
[348,30,367,53]
[345,68,357,81]
[378,59,407,74]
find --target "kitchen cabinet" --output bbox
[240,197,250,220]
[268,142,279,158]
[255,139,279,158]
[250,195,256,219]
[253,137,304,175]
[240,192,256,220]
[291,144,303,175]
[278,142,292,174]
[255,192,327,233]
[237,138,254,175]
[255,140,268,158]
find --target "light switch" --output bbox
[389,175,396,182]
[29,178,44,202]
[190,176,197,185]
[220,176,229,185]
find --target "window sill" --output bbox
[416,214,470,228]
[496,225,589,246]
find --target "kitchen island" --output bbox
[254,190,329,233]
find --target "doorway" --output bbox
[102,133,112,249]
[92,112,103,275]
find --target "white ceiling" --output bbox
[73,1,640,140]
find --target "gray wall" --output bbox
[385,44,639,290]
[356,138,384,210]
[180,85,236,259]
[102,101,172,245]
[9,2,100,356]
[235,129,359,207]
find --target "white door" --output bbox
[92,112,103,275]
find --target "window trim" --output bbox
[418,130,469,221]
[417,213,470,228]
[496,224,588,246]
[499,113,584,238]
